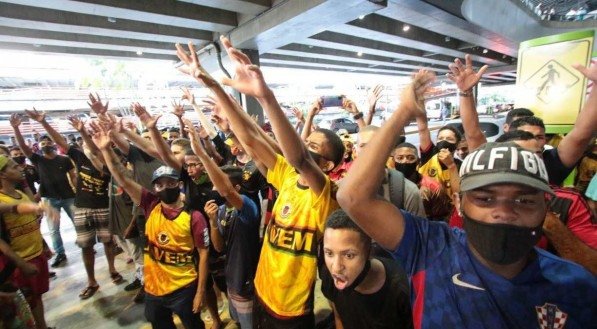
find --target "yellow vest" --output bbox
[0,191,42,261]
[254,154,338,317]
[418,154,456,197]
[144,204,197,296]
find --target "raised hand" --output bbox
[204,200,219,222]
[573,61,597,82]
[401,69,436,117]
[182,118,197,139]
[9,113,22,128]
[171,100,185,118]
[447,54,488,92]
[24,107,46,123]
[132,102,161,129]
[91,122,111,150]
[367,84,383,110]
[124,121,137,132]
[181,87,196,105]
[87,93,109,115]
[291,107,305,123]
[175,42,218,87]
[197,125,209,139]
[308,98,323,117]
[220,36,270,99]
[341,97,359,114]
[67,115,85,132]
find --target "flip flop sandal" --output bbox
[79,285,99,299]
[111,272,124,284]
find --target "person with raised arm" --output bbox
[25,107,123,300]
[338,70,596,328]
[187,122,261,328]
[92,124,210,329]
[10,112,76,269]
[175,37,344,328]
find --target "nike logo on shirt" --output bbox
[452,273,485,291]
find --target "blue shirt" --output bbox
[391,211,597,329]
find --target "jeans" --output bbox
[45,197,75,256]
[145,285,205,329]
[228,291,253,329]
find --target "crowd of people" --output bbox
[0,35,596,329]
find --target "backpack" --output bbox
[382,169,405,210]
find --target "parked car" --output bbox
[328,118,359,133]
[443,114,506,142]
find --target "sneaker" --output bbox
[124,278,142,291]
[49,271,56,278]
[133,288,145,303]
[50,253,67,268]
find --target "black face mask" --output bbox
[436,140,457,153]
[343,259,371,291]
[12,156,26,165]
[41,145,56,154]
[309,150,331,172]
[463,212,543,265]
[157,187,180,204]
[395,162,418,178]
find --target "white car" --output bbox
[443,114,506,142]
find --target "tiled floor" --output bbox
[41,210,331,328]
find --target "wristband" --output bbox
[459,90,473,97]
[353,112,364,120]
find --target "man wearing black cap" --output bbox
[94,127,210,329]
[339,69,596,328]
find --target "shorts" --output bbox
[74,207,111,248]
[11,254,49,301]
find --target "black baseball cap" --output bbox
[459,142,553,195]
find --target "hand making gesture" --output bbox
[87,92,109,115]
[132,102,161,129]
[447,54,488,92]
[24,107,46,123]
[220,36,271,99]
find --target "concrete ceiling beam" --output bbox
[178,0,270,16]
[0,26,181,55]
[3,0,237,31]
[0,41,179,61]
[0,3,212,44]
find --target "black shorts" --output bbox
[252,295,314,329]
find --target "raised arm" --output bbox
[175,41,277,171]
[92,125,142,204]
[365,84,383,125]
[182,87,218,140]
[342,97,366,129]
[415,107,433,152]
[132,103,182,171]
[25,108,68,151]
[186,119,243,209]
[556,63,597,167]
[447,54,489,151]
[338,70,435,250]
[204,200,225,252]
[301,99,322,142]
[122,123,160,159]
[171,100,188,139]
[291,107,305,134]
[219,37,328,194]
[10,114,33,158]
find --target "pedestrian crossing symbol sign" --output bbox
[516,30,593,133]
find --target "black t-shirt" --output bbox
[127,144,162,216]
[29,153,75,199]
[23,164,40,195]
[543,148,574,186]
[234,158,268,212]
[321,257,414,329]
[67,147,110,208]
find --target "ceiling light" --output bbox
[33,44,41,48]
[136,50,143,55]
[357,51,363,57]
[359,15,365,20]
[107,17,116,23]
[402,24,410,32]
[483,49,488,54]
[445,36,451,42]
